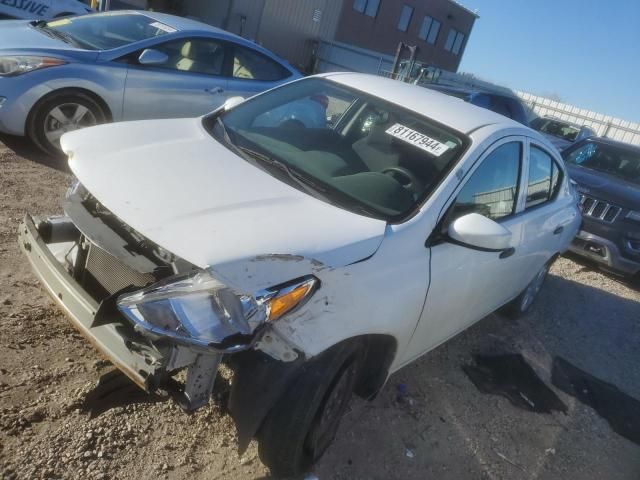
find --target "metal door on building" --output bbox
[257,0,343,71]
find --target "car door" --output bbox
[516,139,574,272]
[225,44,294,99]
[404,137,532,361]
[122,37,229,120]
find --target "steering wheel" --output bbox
[381,166,423,197]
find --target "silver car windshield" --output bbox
[214,78,468,221]
[42,12,173,50]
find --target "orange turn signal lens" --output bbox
[266,279,316,321]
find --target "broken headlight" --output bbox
[116,271,318,352]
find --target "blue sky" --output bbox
[458,0,640,123]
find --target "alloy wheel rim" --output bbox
[43,103,97,149]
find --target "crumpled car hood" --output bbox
[61,118,387,285]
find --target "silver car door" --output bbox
[122,37,229,120]
[516,138,576,274]
[404,137,529,362]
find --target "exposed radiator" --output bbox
[84,242,156,296]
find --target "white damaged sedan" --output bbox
[19,73,580,477]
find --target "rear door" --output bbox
[122,37,229,120]
[516,139,574,271]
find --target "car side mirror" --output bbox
[138,49,169,66]
[447,213,512,252]
[224,96,245,111]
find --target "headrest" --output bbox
[181,41,197,59]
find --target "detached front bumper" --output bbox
[18,214,168,390]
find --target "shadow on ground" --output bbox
[314,272,640,479]
[562,251,639,291]
[0,133,69,172]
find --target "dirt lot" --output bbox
[1,138,639,480]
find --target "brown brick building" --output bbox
[335,0,478,72]
[133,0,477,73]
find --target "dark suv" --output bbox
[562,137,640,278]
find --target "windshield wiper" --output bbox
[32,21,81,47]
[237,146,382,218]
[238,146,329,194]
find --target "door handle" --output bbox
[499,247,515,259]
[205,87,224,95]
[553,226,564,235]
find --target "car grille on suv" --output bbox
[579,194,621,223]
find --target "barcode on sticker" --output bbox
[150,22,177,33]
[385,123,450,157]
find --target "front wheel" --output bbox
[501,260,551,318]
[28,92,106,156]
[257,342,362,478]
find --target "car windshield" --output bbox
[534,119,580,141]
[39,12,174,50]
[210,78,468,221]
[564,141,640,185]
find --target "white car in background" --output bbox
[19,73,581,477]
[0,0,92,20]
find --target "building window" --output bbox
[397,5,414,32]
[444,28,466,55]
[418,15,441,45]
[353,0,380,17]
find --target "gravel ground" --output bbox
[1,137,639,480]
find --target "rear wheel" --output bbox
[501,260,551,318]
[27,92,106,156]
[258,342,362,478]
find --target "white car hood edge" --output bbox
[61,118,387,290]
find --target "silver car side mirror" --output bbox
[447,213,512,252]
[138,49,169,66]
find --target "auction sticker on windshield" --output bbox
[385,123,450,157]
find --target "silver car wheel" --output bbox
[43,103,97,149]
[520,263,549,312]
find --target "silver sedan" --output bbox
[0,11,301,154]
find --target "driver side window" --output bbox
[450,142,522,221]
[140,38,226,76]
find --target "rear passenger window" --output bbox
[232,47,291,81]
[450,142,521,221]
[526,146,562,208]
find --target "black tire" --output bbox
[27,91,107,156]
[258,341,362,478]
[501,260,551,319]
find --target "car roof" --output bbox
[427,83,517,99]
[112,11,283,59]
[139,10,229,34]
[582,136,640,152]
[539,116,588,129]
[320,73,522,134]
